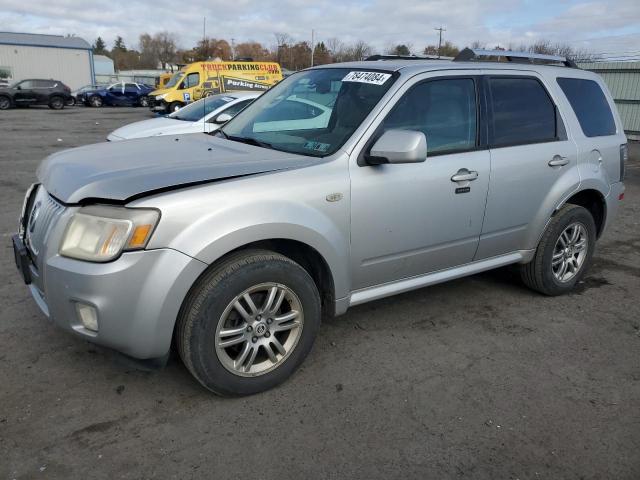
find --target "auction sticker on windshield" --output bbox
[342,71,391,85]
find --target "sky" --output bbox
[0,0,639,58]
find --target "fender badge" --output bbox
[326,193,343,202]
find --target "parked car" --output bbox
[13,49,627,396]
[68,84,105,106]
[107,92,259,141]
[0,79,71,110]
[82,81,154,108]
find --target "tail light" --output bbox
[620,144,628,181]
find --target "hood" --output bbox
[109,117,188,140]
[37,134,319,204]
[150,87,171,97]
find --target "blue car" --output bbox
[82,81,154,108]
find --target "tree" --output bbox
[423,41,459,57]
[344,41,372,61]
[326,37,347,62]
[313,42,331,65]
[93,37,107,55]
[113,36,127,52]
[388,44,411,56]
[235,41,271,61]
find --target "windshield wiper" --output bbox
[226,135,274,150]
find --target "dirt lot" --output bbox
[1,106,639,480]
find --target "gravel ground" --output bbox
[1,106,639,480]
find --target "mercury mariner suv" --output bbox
[12,49,627,395]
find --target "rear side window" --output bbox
[557,78,616,137]
[488,77,557,147]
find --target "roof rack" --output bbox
[453,48,578,68]
[365,54,449,61]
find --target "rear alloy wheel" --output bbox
[177,250,321,396]
[48,96,65,110]
[0,96,10,110]
[89,95,103,108]
[520,204,596,295]
[139,96,149,107]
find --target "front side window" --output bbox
[489,77,557,147]
[17,80,33,89]
[557,77,616,137]
[382,78,477,154]
[221,68,396,157]
[182,73,200,89]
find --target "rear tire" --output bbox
[520,204,596,295]
[176,250,321,396]
[66,97,76,106]
[48,96,65,110]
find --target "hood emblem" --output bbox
[326,193,343,203]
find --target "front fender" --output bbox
[138,164,351,300]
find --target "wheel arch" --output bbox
[557,188,607,238]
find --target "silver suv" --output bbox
[12,49,627,395]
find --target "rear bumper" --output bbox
[27,248,207,359]
[603,181,625,235]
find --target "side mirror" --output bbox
[15,85,21,90]
[367,129,427,165]
[214,113,233,124]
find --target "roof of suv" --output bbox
[311,59,597,80]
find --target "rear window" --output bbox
[489,77,557,147]
[557,78,616,137]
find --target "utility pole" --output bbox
[231,38,236,60]
[310,29,315,67]
[435,26,446,58]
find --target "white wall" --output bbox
[0,44,92,90]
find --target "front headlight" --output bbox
[155,94,166,101]
[60,205,160,262]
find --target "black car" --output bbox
[0,79,72,110]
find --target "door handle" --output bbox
[451,169,479,182]
[548,155,569,167]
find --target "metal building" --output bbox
[0,32,94,90]
[579,61,640,141]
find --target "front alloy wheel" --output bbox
[215,283,304,376]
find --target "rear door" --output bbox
[34,80,54,104]
[475,74,579,259]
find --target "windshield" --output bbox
[164,72,184,89]
[220,68,396,157]
[170,94,237,122]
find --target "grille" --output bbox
[25,187,65,258]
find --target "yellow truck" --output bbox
[149,61,283,113]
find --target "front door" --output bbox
[13,80,36,105]
[350,75,490,289]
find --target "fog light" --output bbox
[75,302,99,332]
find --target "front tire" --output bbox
[139,96,149,107]
[520,204,596,295]
[177,250,321,396]
[168,101,182,113]
[0,96,10,110]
